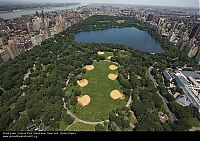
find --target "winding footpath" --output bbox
[149,64,176,122]
[126,95,132,107]
[62,98,109,125]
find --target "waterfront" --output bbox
[0,4,81,20]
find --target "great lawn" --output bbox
[67,122,95,131]
[71,60,126,122]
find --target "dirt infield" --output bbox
[84,65,94,71]
[108,73,118,80]
[109,65,118,70]
[107,56,112,60]
[97,51,105,55]
[110,90,124,100]
[77,95,91,106]
[77,79,88,87]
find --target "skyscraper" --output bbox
[146,14,154,21]
[3,40,21,59]
[189,24,200,39]
[0,49,10,64]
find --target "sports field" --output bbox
[71,59,126,122]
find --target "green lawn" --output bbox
[59,110,69,131]
[98,51,113,60]
[67,122,95,131]
[188,118,200,127]
[71,61,126,122]
[129,111,137,125]
[123,126,133,131]
[59,120,68,131]
[103,52,113,60]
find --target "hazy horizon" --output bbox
[1,0,199,8]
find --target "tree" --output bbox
[73,89,81,97]
[63,113,75,125]
[151,68,158,76]
[130,75,141,87]
[24,78,30,85]
[108,122,121,131]
[95,123,106,131]
[9,115,30,131]
[27,108,39,120]
[123,88,132,96]
[0,88,3,96]
[0,112,12,130]
[42,113,51,126]
[70,96,77,106]
[10,109,20,120]
[109,112,117,122]
[119,79,132,89]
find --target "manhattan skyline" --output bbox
[1,0,199,8]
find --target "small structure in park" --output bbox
[158,112,169,122]
[77,79,88,87]
[77,95,91,106]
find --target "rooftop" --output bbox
[176,95,191,106]
[175,75,190,86]
[181,71,200,79]
[163,70,172,80]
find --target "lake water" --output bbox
[75,27,164,53]
[0,4,81,20]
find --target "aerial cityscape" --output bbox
[0,0,200,135]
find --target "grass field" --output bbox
[71,60,126,122]
[59,110,69,131]
[67,122,95,131]
[129,111,137,125]
[188,118,200,127]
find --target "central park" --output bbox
[1,15,200,132]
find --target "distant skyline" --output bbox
[2,0,200,8]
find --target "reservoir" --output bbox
[75,27,164,53]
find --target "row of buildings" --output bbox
[1,5,200,65]
[163,69,200,113]
[0,6,93,64]
[127,7,200,64]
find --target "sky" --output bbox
[3,0,200,8]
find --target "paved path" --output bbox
[149,66,176,122]
[126,95,132,107]
[62,98,108,125]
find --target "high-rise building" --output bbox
[3,40,21,59]
[158,18,166,26]
[0,37,3,46]
[189,24,200,39]
[31,35,42,46]
[170,32,176,42]
[146,14,154,21]
[0,49,10,64]
[32,17,42,31]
